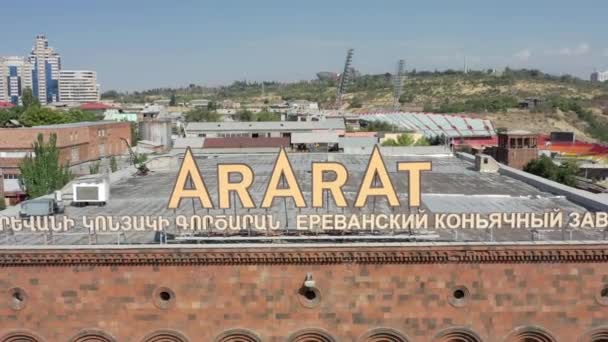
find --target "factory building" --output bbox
[185,118,345,139]
[0,149,607,340]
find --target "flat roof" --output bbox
[186,118,345,132]
[29,121,126,129]
[2,152,606,247]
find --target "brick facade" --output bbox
[0,121,131,167]
[0,122,131,204]
[0,244,607,341]
[495,132,539,170]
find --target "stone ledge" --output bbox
[0,244,607,266]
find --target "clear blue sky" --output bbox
[2,0,607,91]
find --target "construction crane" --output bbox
[335,48,354,109]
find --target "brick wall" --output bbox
[0,246,607,341]
[0,121,131,169]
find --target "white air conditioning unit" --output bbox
[72,176,110,206]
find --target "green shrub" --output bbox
[89,161,101,175]
[110,156,118,173]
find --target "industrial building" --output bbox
[185,118,346,138]
[360,112,495,138]
[0,148,608,340]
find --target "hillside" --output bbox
[102,69,608,142]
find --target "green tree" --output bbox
[19,106,70,126]
[169,93,177,106]
[524,155,579,187]
[0,109,20,127]
[255,111,280,121]
[21,87,39,110]
[110,156,118,173]
[185,108,220,122]
[207,101,218,111]
[101,90,120,100]
[235,110,255,121]
[414,136,431,146]
[399,92,414,104]
[66,109,97,122]
[382,134,415,146]
[19,133,72,198]
[89,161,101,174]
[363,121,398,132]
[350,97,363,108]
[130,122,139,146]
[0,195,6,210]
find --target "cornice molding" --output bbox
[0,244,607,266]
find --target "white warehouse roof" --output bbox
[360,112,494,138]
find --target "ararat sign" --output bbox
[168,146,432,210]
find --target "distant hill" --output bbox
[102,69,608,142]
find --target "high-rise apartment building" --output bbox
[59,70,100,104]
[591,70,608,82]
[0,35,98,105]
[0,56,33,105]
[28,34,61,105]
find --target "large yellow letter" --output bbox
[261,148,306,208]
[217,164,255,209]
[312,162,349,208]
[397,161,431,207]
[354,146,400,208]
[167,148,213,209]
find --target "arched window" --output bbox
[141,330,189,342]
[580,327,608,342]
[1,331,44,342]
[433,327,483,342]
[359,328,410,342]
[288,328,336,342]
[70,329,116,342]
[214,329,261,342]
[503,326,556,342]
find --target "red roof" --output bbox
[0,101,15,109]
[203,137,290,149]
[79,102,114,110]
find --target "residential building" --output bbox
[287,100,319,111]
[0,121,130,204]
[190,99,210,108]
[29,35,62,105]
[0,35,99,105]
[0,56,33,105]
[103,109,138,122]
[58,70,100,104]
[591,70,608,82]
